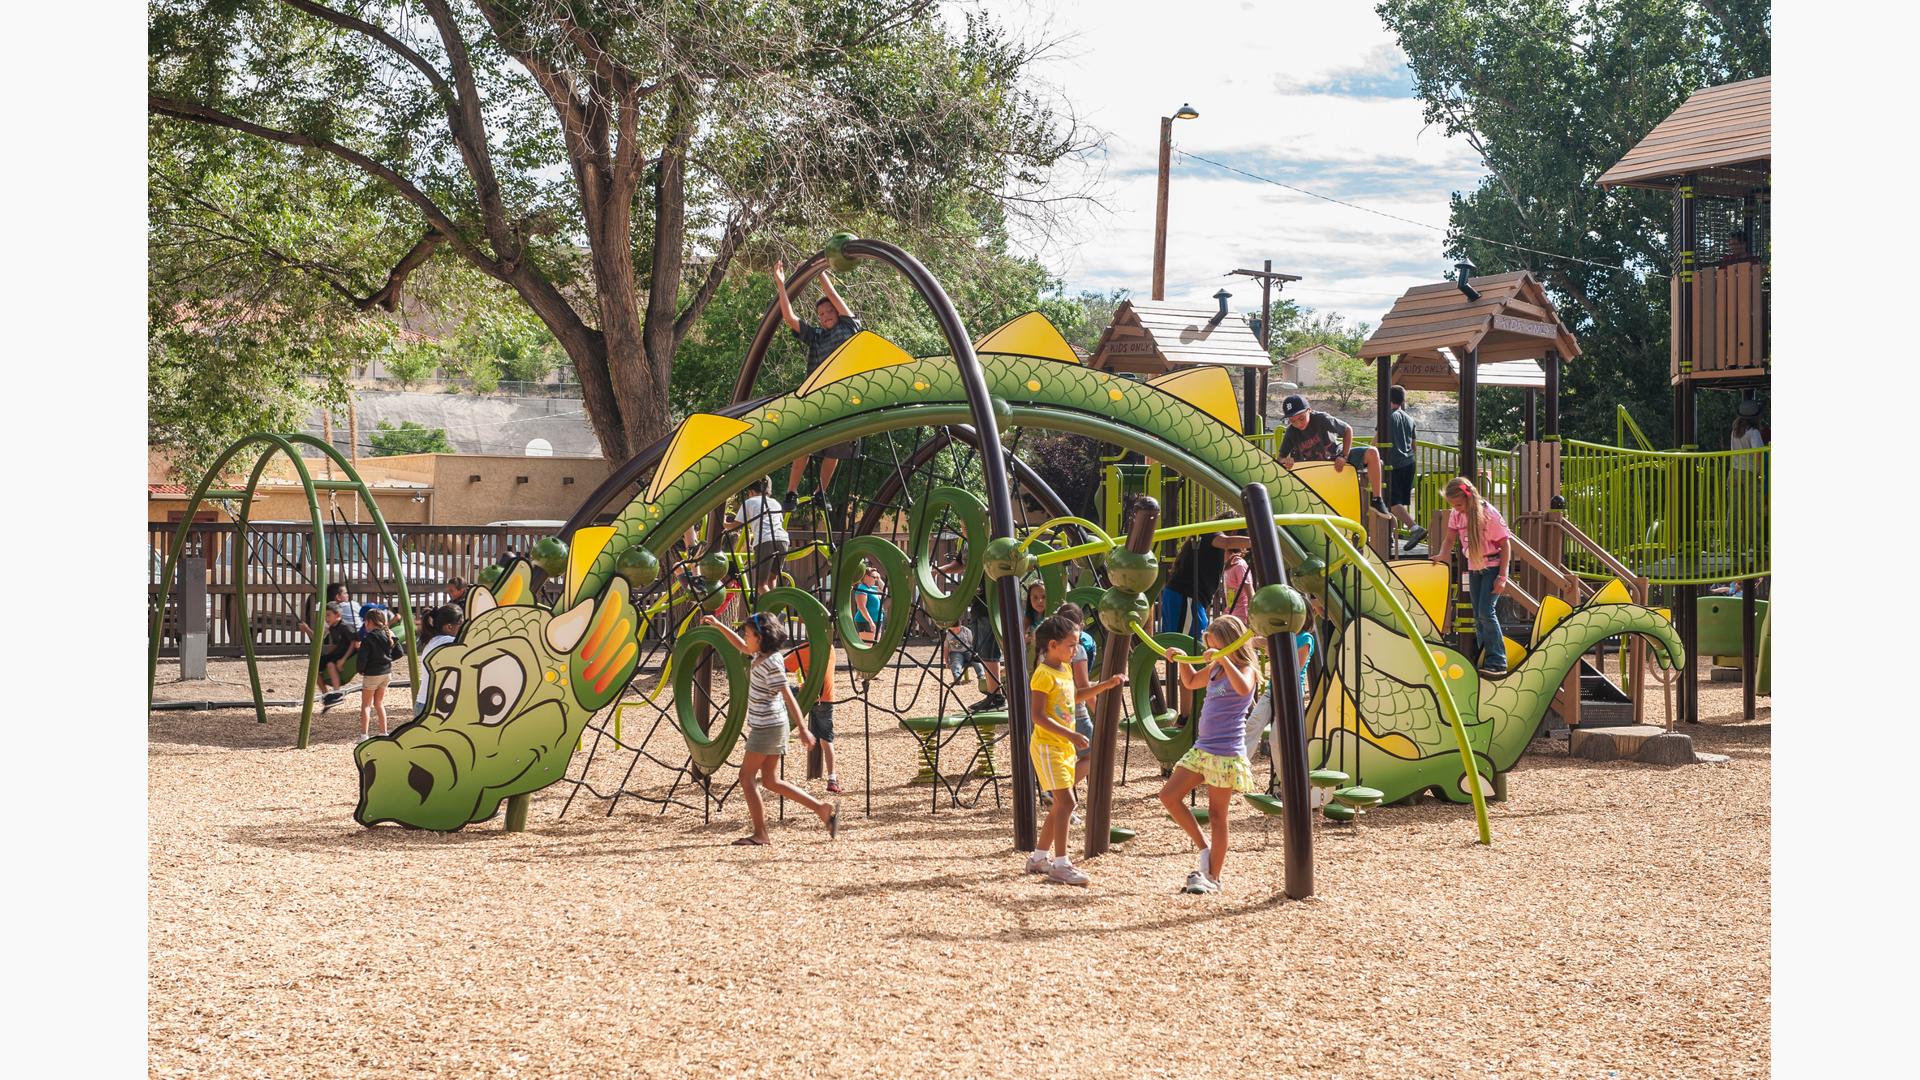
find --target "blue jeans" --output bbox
[1160,587,1210,637]
[1469,568,1508,672]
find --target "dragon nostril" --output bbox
[360,760,376,801]
[407,763,435,802]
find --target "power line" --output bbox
[1174,148,1665,279]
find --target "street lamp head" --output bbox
[1173,103,1199,120]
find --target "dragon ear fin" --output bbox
[569,584,641,711]
[467,587,497,618]
[545,598,595,653]
[493,560,536,606]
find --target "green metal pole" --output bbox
[504,793,529,832]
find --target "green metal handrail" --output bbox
[1615,405,1657,452]
[1559,440,1769,585]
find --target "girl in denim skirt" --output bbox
[701,611,838,846]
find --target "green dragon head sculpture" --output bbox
[354,561,642,831]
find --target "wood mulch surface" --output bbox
[151,654,1769,1078]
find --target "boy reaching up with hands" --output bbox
[1025,615,1127,886]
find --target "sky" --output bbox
[967,0,1489,329]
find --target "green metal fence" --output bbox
[1410,440,1517,529]
[1559,440,1769,585]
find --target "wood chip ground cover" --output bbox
[151,655,1769,1077]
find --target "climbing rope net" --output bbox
[554,424,1121,824]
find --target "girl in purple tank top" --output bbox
[1157,615,1259,895]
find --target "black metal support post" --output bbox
[1742,577,1758,720]
[1085,497,1159,859]
[1459,346,1479,485]
[1241,482,1313,900]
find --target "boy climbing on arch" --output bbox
[772,259,864,520]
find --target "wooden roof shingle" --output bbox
[1598,76,1770,190]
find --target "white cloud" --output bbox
[970,0,1489,326]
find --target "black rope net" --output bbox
[553,424,1123,825]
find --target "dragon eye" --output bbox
[474,654,525,725]
[432,670,460,718]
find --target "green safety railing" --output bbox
[1615,405,1657,452]
[1559,440,1769,585]
[1410,440,1518,527]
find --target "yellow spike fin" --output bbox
[564,526,616,607]
[645,413,752,504]
[973,311,1078,364]
[1146,366,1241,433]
[1501,636,1529,666]
[796,330,914,396]
[1532,594,1572,646]
[1388,559,1452,630]
[1288,460,1362,525]
[1589,578,1633,606]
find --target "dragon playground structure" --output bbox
[151,234,1770,902]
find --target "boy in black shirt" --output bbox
[772,259,864,516]
[1276,394,1391,520]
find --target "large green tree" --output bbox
[1377,0,1770,446]
[150,0,1087,462]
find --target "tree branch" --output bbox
[420,0,520,267]
[277,0,454,105]
[148,94,505,280]
[674,209,754,343]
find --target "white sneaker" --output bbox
[1024,850,1051,875]
[1047,861,1091,887]
[1182,870,1219,894]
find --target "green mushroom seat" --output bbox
[1108,826,1137,844]
[1308,769,1350,791]
[1166,805,1209,826]
[900,715,968,784]
[1323,803,1358,823]
[1332,786,1384,810]
[963,710,1009,778]
[1242,793,1285,816]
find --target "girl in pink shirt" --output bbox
[1429,476,1512,675]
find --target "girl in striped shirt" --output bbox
[700,611,839,845]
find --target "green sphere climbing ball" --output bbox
[1096,587,1150,636]
[1292,554,1328,596]
[697,551,731,584]
[1248,583,1308,637]
[825,232,859,273]
[613,546,660,589]
[477,564,505,589]
[981,536,1032,581]
[529,536,569,576]
[1103,547,1159,594]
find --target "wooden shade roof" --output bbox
[1088,300,1270,376]
[1357,271,1580,365]
[1598,76,1770,191]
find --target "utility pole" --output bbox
[1230,262,1303,432]
[1152,104,1199,300]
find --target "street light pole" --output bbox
[1151,104,1198,301]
